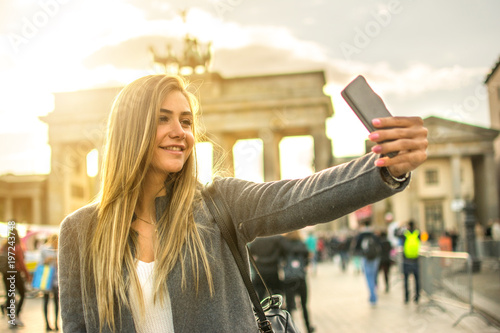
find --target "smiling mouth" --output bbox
[160,146,184,151]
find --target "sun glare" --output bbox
[86,149,99,178]
[280,136,314,179]
[233,139,264,183]
[196,142,213,185]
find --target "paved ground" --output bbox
[0,290,60,332]
[0,260,499,332]
[293,259,500,333]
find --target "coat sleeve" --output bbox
[213,153,410,243]
[58,215,87,332]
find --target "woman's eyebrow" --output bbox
[160,108,192,116]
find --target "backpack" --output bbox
[361,234,380,260]
[283,252,307,282]
[403,230,420,259]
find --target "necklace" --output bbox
[135,215,156,226]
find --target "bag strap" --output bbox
[202,185,274,333]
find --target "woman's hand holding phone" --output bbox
[369,116,428,178]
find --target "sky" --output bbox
[0,0,499,179]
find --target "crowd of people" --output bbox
[246,215,424,332]
[255,214,424,308]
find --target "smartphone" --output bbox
[341,75,397,157]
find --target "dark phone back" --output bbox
[341,75,393,133]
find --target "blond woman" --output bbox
[58,74,428,332]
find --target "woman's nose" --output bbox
[169,121,186,139]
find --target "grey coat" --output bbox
[58,153,409,332]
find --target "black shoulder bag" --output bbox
[202,185,301,333]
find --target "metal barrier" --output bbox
[419,250,494,327]
[478,240,500,271]
[419,249,446,313]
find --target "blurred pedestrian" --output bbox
[1,227,30,328]
[326,234,340,261]
[485,220,493,239]
[39,234,59,331]
[449,228,459,251]
[316,236,325,263]
[282,231,315,333]
[385,212,400,249]
[305,232,318,275]
[349,230,363,274]
[398,220,421,304]
[492,219,500,241]
[378,231,393,293]
[438,231,452,252]
[248,235,285,300]
[337,233,351,272]
[354,220,382,305]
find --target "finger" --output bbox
[375,151,409,167]
[387,150,428,176]
[375,149,428,175]
[372,116,423,129]
[371,137,428,156]
[369,125,428,144]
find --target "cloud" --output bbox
[212,45,325,77]
[77,5,492,133]
[83,35,173,70]
[81,6,329,72]
[324,60,488,97]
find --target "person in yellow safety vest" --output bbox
[398,220,421,304]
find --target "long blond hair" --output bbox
[83,75,213,331]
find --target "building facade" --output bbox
[0,174,47,224]
[485,56,500,215]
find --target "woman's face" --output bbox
[150,90,195,176]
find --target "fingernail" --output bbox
[375,159,385,167]
[372,118,381,126]
[371,145,382,153]
[368,133,379,141]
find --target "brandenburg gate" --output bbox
[41,39,333,224]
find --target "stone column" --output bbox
[311,125,333,172]
[451,154,464,249]
[484,153,500,221]
[32,192,42,225]
[5,197,13,221]
[259,128,281,181]
[47,143,70,225]
[451,154,461,199]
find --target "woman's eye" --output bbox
[159,116,168,123]
[181,119,193,127]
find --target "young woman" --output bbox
[58,74,428,332]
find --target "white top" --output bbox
[129,260,175,333]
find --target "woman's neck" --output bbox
[136,172,168,220]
